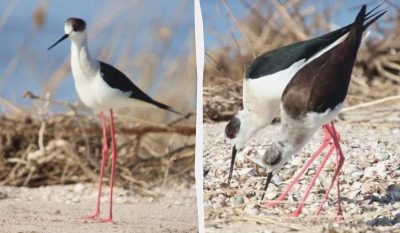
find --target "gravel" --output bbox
[203,121,400,233]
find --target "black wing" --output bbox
[99,61,181,115]
[282,5,385,118]
[246,5,386,79]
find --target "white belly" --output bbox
[73,71,133,111]
[303,103,344,128]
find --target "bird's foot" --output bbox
[336,213,345,222]
[261,199,281,208]
[82,211,101,221]
[290,204,304,217]
[96,217,113,223]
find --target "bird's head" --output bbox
[224,113,243,184]
[225,111,256,150]
[224,110,267,184]
[262,141,293,172]
[48,18,87,50]
[225,115,241,144]
[260,141,295,197]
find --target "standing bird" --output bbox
[48,18,181,222]
[259,5,386,219]
[224,5,385,187]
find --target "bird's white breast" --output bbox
[72,68,134,111]
[70,44,132,111]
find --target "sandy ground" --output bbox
[203,120,400,233]
[0,183,198,233]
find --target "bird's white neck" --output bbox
[232,109,271,149]
[265,113,319,171]
[70,36,98,80]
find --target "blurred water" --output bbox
[0,0,194,111]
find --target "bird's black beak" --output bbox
[47,34,68,51]
[261,172,273,200]
[227,145,237,184]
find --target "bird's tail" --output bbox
[362,4,387,31]
[150,99,183,116]
[344,5,367,56]
[345,5,386,56]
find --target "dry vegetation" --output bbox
[0,0,196,193]
[204,0,400,122]
[0,113,195,195]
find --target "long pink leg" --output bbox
[323,124,343,219]
[263,125,332,208]
[99,109,117,223]
[314,122,345,220]
[291,144,335,216]
[332,123,344,221]
[83,112,109,220]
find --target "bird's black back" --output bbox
[99,61,180,114]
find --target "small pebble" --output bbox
[226,190,236,197]
[233,195,245,206]
[244,207,260,215]
[375,216,393,226]
[344,164,358,175]
[264,192,277,200]
[351,171,364,179]
[238,167,255,176]
[72,196,80,203]
[291,156,303,167]
[393,212,400,223]
[271,175,282,185]
[376,152,390,161]
[211,196,226,208]
[74,183,85,193]
[364,167,376,178]
[375,162,387,178]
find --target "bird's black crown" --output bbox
[66,18,86,32]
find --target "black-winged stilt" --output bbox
[48,18,181,222]
[225,5,386,187]
[256,5,386,219]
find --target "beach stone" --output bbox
[233,195,245,206]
